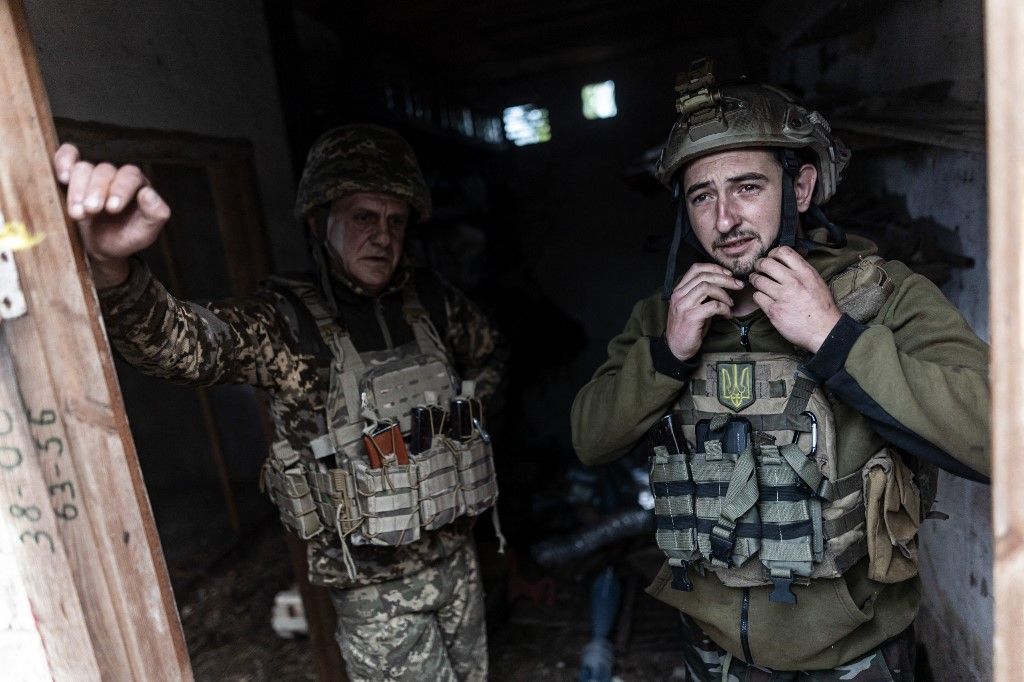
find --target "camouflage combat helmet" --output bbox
[294,124,432,222]
[655,59,850,205]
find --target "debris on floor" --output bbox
[174,522,685,681]
[272,587,309,639]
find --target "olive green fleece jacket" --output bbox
[570,233,989,671]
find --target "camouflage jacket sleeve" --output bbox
[440,280,505,406]
[97,258,298,390]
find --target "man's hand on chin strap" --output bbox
[665,262,745,361]
[749,246,842,354]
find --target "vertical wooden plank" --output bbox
[0,2,191,678]
[987,1,1024,680]
[0,334,101,679]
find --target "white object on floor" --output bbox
[271,586,308,639]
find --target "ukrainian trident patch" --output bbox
[717,362,754,412]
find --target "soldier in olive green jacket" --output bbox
[572,61,988,680]
[54,126,503,682]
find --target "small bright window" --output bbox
[582,81,617,120]
[502,105,552,146]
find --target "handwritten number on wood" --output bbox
[0,445,22,471]
[10,504,42,522]
[34,437,63,457]
[53,503,78,521]
[26,410,56,426]
[48,480,75,499]
[19,530,55,553]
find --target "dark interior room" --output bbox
[4,0,994,679]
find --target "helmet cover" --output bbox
[294,124,431,222]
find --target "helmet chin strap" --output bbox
[776,149,801,249]
[776,148,847,252]
[662,180,686,300]
[306,212,341,317]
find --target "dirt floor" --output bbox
[172,524,687,681]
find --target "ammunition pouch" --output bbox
[265,429,499,549]
[454,436,499,516]
[351,459,422,546]
[862,448,922,583]
[262,440,324,540]
[411,441,464,531]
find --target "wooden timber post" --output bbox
[987,1,1024,680]
[0,2,192,679]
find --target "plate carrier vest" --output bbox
[648,256,932,604]
[259,277,501,578]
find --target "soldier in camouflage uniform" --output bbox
[53,125,501,681]
[571,61,988,680]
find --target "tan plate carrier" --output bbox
[260,279,500,577]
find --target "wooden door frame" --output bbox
[55,118,346,680]
[986,1,1024,679]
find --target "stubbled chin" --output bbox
[714,253,757,279]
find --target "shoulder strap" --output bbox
[263,277,371,425]
[261,275,341,362]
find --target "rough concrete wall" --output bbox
[23,0,303,272]
[772,1,991,678]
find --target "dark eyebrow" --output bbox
[684,180,711,197]
[684,172,770,198]
[727,172,769,184]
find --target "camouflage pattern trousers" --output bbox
[329,541,487,682]
[679,616,915,681]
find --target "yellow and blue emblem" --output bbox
[717,361,754,412]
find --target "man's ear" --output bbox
[794,163,818,212]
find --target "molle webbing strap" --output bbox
[830,470,863,500]
[813,534,868,578]
[709,448,759,565]
[673,409,813,434]
[656,480,830,505]
[776,443,825,497]
[656,515,815,541]
[783,375,817,416]
[823,505,865,539]
[421,490,462,519]
[691,379,787,399]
